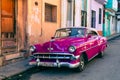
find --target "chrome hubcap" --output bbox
[80,58,84,69]
[102,51,104,56]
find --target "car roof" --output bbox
[57,27,85,30]
[57,27,99,35]
[57,27,96,31]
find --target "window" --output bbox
[112,16,115,24]
[81,11,87,27]
[67,1,72,24]
[118,2,120,12]
[81,0,87,27]
[91,10,96,28]
[45,3,57,22]
[54,28,85,38]
[99,8,102,24]
[81,0,87,11]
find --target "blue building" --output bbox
[103,0,118,37]
[116,0,120,33]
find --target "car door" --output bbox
[86,30,99,59]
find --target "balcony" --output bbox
[116,1,120,19]
[95,0,108,4]
[116,9,120,15]
[105,0,118,12]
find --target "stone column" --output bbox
[74,0,81,26]
[87,0,91,28]
[0,0,1,56]
[61,0,67,28]
[67,0,73,27]
[0,0,4,66]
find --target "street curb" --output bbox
[107,34,120,41]
[1,34,120,80]
[1,66,34,80]
[0,58,34,80]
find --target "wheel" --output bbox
[97,51,104,58]
[75,54,85,72]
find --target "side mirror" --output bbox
[87,34,92,38]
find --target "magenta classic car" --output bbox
[29,27,107,72]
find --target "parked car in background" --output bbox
[29,27,107,72]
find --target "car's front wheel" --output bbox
[75,54,85,72]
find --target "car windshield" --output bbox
[54,28,85,38]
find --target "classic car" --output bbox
[29,27,107,72]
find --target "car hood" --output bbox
[42,37,85,53]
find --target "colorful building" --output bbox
[61,0,88,27]
[89,0,107,35]
[0,0,119,66]
[104,0,118,37]
[61,0,107,36]
[116,0,120,33]
[0,0,61,66]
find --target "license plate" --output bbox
[40,62,54,67]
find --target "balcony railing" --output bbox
[95,0,108,4]
[1,33,18,54]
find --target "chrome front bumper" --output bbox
[29,53,80,68]
[29,61,80,68]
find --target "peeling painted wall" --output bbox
[27,0,61,45]
[17,0,24,49]
[0,0,1,55]
[0,0,61,50]
[27,0,42,45]
[17,0,28,50]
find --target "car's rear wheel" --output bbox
[75,54,85,72]
[97,51,104,58]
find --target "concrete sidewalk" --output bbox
[0,33,120,80]
[0,58,33,80]
[107,33,120,41]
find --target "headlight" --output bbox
[69,46,76,52]
[29,46,36,52]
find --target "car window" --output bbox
[69,28,85,37]
[54,28,85,38]
[54,29,71,38]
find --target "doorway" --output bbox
[1,0,17,53]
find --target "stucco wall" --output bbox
[27,0,61,45]
[75,0,82,26]
[61,0,67,28]
[91,0,104,35]
[0,0,1,55]
[17,0,25,49]
[91,0,103,30]
[87,0,91,28]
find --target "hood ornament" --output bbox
[47,48,54,51]
[49,39,55,51]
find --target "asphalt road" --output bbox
[4,37,120,80]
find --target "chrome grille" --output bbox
[33,53,73,60]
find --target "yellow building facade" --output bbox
[0,0,61,66]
